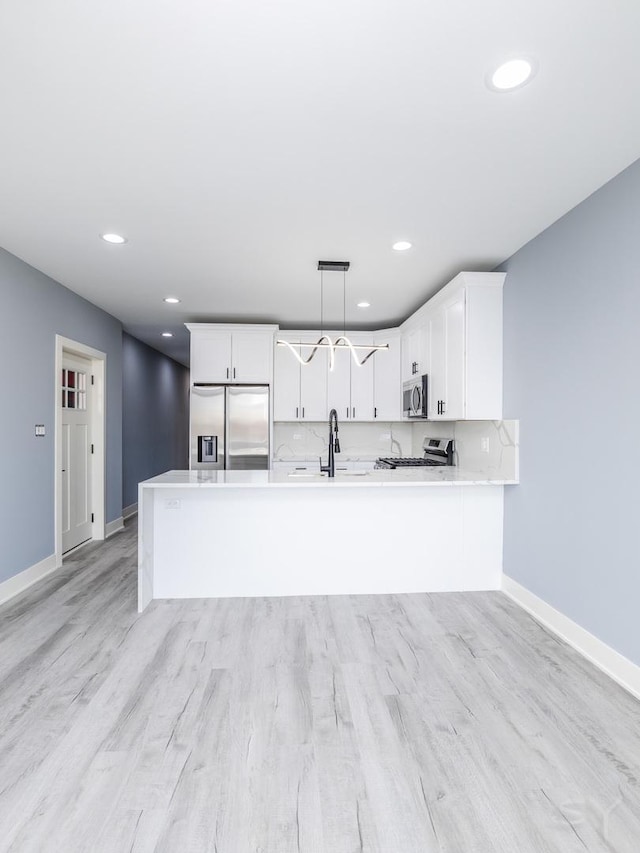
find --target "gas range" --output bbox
[375,457,445,469]
[375,438,455,470]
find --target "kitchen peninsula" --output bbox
[137,463,517,612]
[137,270,518,612]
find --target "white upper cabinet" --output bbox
[232,331,274,382]
[401,325,426,382]
[188,324,277,384]
[373,331,402,421]
[299,342,328,420]
[274,332,388,422]
[273,335,327,420]
[419,272,504,421]
[327,341,352,420]
[326,333,376,422]
[427,291,465,420]
[272,271,503,422]
[190,329,232,383]
[273,333,301,420]
[348,334,375,421]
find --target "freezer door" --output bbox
[226,386,270,470]
[190,386,225,470]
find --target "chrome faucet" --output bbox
[320,408,341,477]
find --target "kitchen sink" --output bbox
[286,470,371,478]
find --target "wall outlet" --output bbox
[34,424,45,437]
[481,437,490,453]
[165,499,181,509]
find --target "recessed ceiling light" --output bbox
[393,241,412,251]
[488,58,536,92]
[164,297,180,304]
[162,332,173,337]
[357,301,371,308]
[100,233,127,244]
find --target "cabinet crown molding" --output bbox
[400,271,506,332]
[186,323,279,333]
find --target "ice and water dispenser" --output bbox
[197,435,218,464]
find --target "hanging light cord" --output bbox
[343,269,346,337]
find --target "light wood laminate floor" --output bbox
[1,520,639,852]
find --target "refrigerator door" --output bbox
[190,386,225,470]
[226,386,270,470]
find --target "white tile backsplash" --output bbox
[273,421,413,461]
[412,419,519,480]
[275,419,519,480]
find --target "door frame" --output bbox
[55,335,106,565]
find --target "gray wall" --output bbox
[122,333,189,509]
[0,247,123,584]
[502,158,640,666]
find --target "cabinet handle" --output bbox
[374,407,377,418]
[233,367,236,379]
[441,401,446,415]
[302,407,305,418]
[296,407,298,418]
[352,407,355,419]
[226,367,229,379]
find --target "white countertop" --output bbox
[140,468,518,488]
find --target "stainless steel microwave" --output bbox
[403,374,428,419]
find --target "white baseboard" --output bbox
[502,575,640,702]
[0,553,59,605]
[106,517,125,538]
[123,502,138,520]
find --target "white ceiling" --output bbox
[1,1,640,366]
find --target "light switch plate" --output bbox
[35,424,45,437]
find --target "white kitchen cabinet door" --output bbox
[428,291,465,420]
[465,283,503,419]
[232,330,273,383]
[442,293,465,420]
[299,342,328,420]
[401,326,424,382]
[273,335,301,420]
[327,343,351,420]
[373,332,402,421]
[427,310,445,419]
[349,334,375,421]
[190,331,232,383]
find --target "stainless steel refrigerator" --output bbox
[190,385,270,471]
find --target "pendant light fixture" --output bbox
[276,261,388,370]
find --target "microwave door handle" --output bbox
[412,386,421,414]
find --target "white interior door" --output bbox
[61,353,92,553]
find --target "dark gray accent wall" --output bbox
[0,247,122,584]
[122,333,189,509]
[501,158,640,666]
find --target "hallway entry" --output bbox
[61,352,93,553]
[55,335,106,566]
